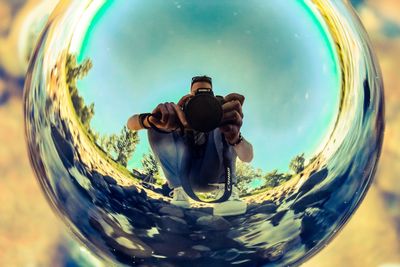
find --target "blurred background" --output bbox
[0,0,399,266]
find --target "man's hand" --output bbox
[220,93,245,144]
[177,94,192,108]
[148,102,188,131]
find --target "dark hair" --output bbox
[191,75,212,88]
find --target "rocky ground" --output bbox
[2,91,399,267]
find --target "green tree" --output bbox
[65,53,95,138]
[98,134,118,155]
[262,169,292,188]
[235,160,263,196]
[289,153,305,174]
[66,54,93,87]
[98,126,139,167]
[263,169,280,188]
[141,152,165,186]
[142,152,159,177]
[114,126,139,167]
[65,53,140,168]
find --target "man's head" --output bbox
[191,75,212,95]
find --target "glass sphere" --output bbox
[24,0,384,266]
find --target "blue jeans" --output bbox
[147,129,237,189]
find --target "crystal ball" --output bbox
[24,1,384,266]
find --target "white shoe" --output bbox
[169,187,191,209]
[213,186,247,216]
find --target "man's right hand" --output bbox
[148,102,188,132]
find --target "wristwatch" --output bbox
[139,113,152,129]
[139,113,178,133]
[229,132,243,146]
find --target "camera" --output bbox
[183,88,226,132]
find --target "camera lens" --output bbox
[184,93,223,132]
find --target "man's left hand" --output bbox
[220,93,245,144]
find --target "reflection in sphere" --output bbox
[24,1,384,266]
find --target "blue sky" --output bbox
[76,0,341,173]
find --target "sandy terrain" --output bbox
[0,97,64,266]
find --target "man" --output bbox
[127,76,253,216]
